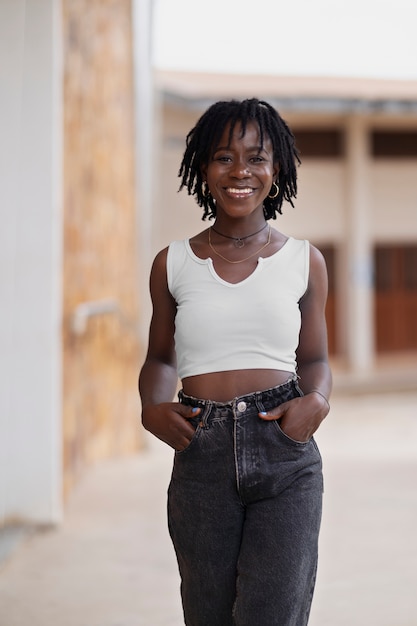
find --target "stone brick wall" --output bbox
[62,0,142,495]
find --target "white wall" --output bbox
[0,0,62,524]
[275,161,346,242]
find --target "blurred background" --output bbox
[0,0,416,623]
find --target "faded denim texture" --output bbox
[168,377,323,626]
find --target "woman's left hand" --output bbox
[258,392,330,443]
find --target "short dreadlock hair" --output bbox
[178,98,301,220]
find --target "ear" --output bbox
[273,162,280,180]
[200,164,207,181]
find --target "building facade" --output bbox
[152,71,417,375]
[1,3,416,527]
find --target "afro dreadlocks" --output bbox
[178,98,301,220]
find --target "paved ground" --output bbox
[0,390,417,626]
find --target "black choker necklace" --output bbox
[210,222,268,248]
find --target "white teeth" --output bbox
[227,187,252,194]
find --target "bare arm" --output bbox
[139,249,178,405]
[139,248,200,449]
[296,244,332,400]
[259,244,332,441]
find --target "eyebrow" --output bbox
[213,145,267,154]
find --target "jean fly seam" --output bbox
[233,408,244,504]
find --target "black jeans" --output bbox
[168,377,323,625]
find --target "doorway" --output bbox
[374,244,417,352]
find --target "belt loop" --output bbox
[254,390,264,413]
[199,401,212,428]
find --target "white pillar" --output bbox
[0,0,63,524]
[132,0,155,346]
[343,115,374,372]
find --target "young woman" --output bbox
[139,98,331,625]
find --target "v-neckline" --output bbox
[184,237,291,287]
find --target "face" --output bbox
[201,121,279,219]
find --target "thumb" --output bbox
[179,405,201,420]
[258,404,286,421]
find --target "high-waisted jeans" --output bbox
[168,376,323,626]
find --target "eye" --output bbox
[216,155,232,162]
[249,156,265,163]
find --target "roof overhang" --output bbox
[155,70,417,115]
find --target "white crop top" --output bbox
[167,236,310,379]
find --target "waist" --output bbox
[182,369,295,402]
[179,375,302,414]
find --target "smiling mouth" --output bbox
[225,187,254,195]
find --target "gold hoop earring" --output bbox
[202,181,210,198]
[267,182,279,199]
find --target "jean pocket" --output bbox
[271,419,311,446]
[175,416,203,455]
[294,381,305,397]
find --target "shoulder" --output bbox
[289,238,327,272]
[151,239,186,270]
[299,243,328,306]
[151,246,169,274]
[308,243,328,277]
[149,247,178,308]
[149,248,170,296]
[151,230,208,275]
[151,238,192,295]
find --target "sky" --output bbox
[152,0,417,80]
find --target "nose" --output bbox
[231,161,251,178]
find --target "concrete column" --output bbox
[132,0,155,346]
[0,0,63,523]
[342,115,374,372]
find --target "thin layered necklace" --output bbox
[210,222,268,248]
[208,224,272,264]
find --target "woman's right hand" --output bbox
[142,403,201,451]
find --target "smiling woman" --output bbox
[139,98,332,625]
[202,124,278,218]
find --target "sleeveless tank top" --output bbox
[167,236,310,379]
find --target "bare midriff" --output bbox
[181,369,294,403]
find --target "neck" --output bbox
[210,220,269,249]
[212,219,267,238]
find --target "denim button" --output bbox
[237,401,247,412]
